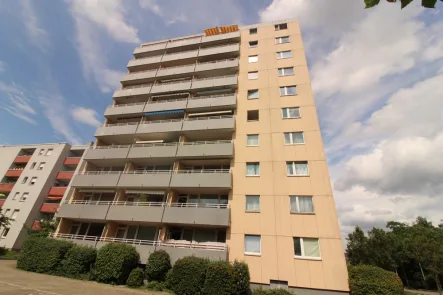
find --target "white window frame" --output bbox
[248,71,259,80]
[37,162,46,170]
[294,237,321,260]
[29,177,37,185]
[278,67,295,77]
[11,209,19,220]
[281,107,301,119]
[276,50,292,59]
[290,196,314,214]
[19,192,29,202]
[244,235,261,255]
[12,192,20,200]
[45,149,53,156]
[246,162,260,177]
[286,161,309,176]
[280,86,297,96]
[245,195,260,212]
[246,134,259,147]
[275,36,290,44]
[275,23,288,31]
[284,132,304,145]
[248,55,258,63]
[38,149,44,156]
[249,41,258,48]
[247,89,259,100]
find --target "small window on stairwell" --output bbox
[20,192,29,202]
[45,149,53,156]
[249,41,258,48]
[274,23,288,31]
[30,162,36,169]
[249,28,257,34]
[21,177,28,184]
[247,110,259,121]
[37,162,46,170]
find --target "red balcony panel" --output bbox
[40,203,59,213]
[5,169,23,177]
[32,220,41,230]
[0,183,14,192]
[48,187,67,196]
[14,155,31,163]
[64,157,81,165]
[0,199,5,208]
[56,172,74,180]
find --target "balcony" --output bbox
[96,237,156,263]
[51,233,100,248]
[14,155,31,163]
[48,187,67,196]
[127,55,163,70]
[191,75,238,90]
[0,183,14,192]
[182,115,235,132]
[150,79,192,95]
[161,49,198,63]
[176,140,233,158]
[200,31,240,44]
[40,203,59,214]
[70,171,122,188]
[136,119,183,135]
[194,58,239,73]
[166,36,202,49]
[144,97,188,113]
[134,42,167,57]
[113,83,152,100]
[198,43,240,58]
[170,170,232,189]
[163,203,229,227]
[120,69,157,86]
[104,102,145,117]
[127,143,178,160]
[57,200,110,220]
[106,201,165,223]
[83,145,131,161]
[186,93,236,111]
[57,171,74,180]
[64,157,81,165]
[5,169,23,177]
[156,64,196,78]
[117,170,172,189]
[94,122,139,137]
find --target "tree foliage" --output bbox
[348,265,404,295]
[365,0,442,9]
[0,209,10,228]
[145,250,171,282]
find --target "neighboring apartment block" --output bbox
[0,143,88,249]
[53,20,349,294]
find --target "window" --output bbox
[249,41,258,48]
[275,23,288,30]
[246,134,259,146]
[287,161,309,176]
[293,237,321,258]
[275,36,290,44]
[12,192,20,200]
[30,177,37,185]
[248,55,258,63]
[247,89,259,100]
[246,162,260,176]
[37,162,45,170]
[282,107,301,119]
[11,209,19,220]
[4,209,11,217]
[249,28,257,34]
[247,110,259,121]
[21,177,28,184]
[290,196,314,213]
[245,235,261,254]
[278,67,294,76]
[246,195,260,212]
[284,132,304,145]
[30,162,36,169]
[1,228,9,238]
[276,50,292,59]
[38,149,44,156]
[248,71,259,80]
[45,149,53,156]
[280,86,297,96]
[20,193,29,202]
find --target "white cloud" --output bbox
[0,61,6,72]
[139,0,162,16]
[0,82,37,124]
[20,0,49,51]
[71,106,102,127]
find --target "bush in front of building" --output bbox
[146,281,167,291]
[145,250,171,282]
[58,245,97,279]
[17,237,73,274]
[166,256,210,295]
[348,265,404,295]
[252,289,294,295]
[202,260,236,295]
[233,260,251,295]
[93,243,139,285]
[126,267,145,287]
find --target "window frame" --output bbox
[29,177,37,185]
[246,162,260,177]
[12,192,20,200]
[247,89,259,100]
[275,36,290,44]
[293,237,321,260]
[245,195,260,212]
[281,107,301,119]
[284,132,305,145]
[286,161,309,176]
[276,50,292,59]
[244,235,261,255]
[1,228,9,238]
[37,162,46,170]
[21,177,28,184]
[278,67,295,77]
[247,110,259,122]
[38,149,44,156]
[19,192,29,202]
[249,28,257,35]
[30,162,36,169]
[290,196,314,214]
[246,134,259,147]
[248,55,258,63]
[280,86,297,96]
[249,40,258,48]
[45,149,53,156]
[248,71,259,80]
[11,209,19,220]
[275,23,288,31]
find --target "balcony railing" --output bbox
[176,169,230,174]
[107,102,145,108]
[190,93,234,100]
[185,115,233,121]
[192,74,237,82]
[169,203,229,209]
[132,142,178,148]
[140,118,183,124]
[199,42,239,51]
[181,140,232,145]
[102,122,139,127]
[93,144,131,149]
[51,233,101,242]
[66,200,166,207]
[78,171,122,176]
[123,83,152,90]
[126,169,173,175]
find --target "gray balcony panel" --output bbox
[117,173,172,189]
[156,64,196,77]
[195,59,239,73]
[134,42,167,55]
[157,246,227,264]
[161,50,198,62]
[182,117,235,132]
[84,146,130,160]
[144,100,187,113]
[186,94,236,110]
[201,31,240,44]
[191,75,238,90]
[166,37,202,49]
[57,203,110,220]
[163,207,229,227]
[113,85,152,99]
[170,172,232,189]
[95,124,138,137]
[70,173,121,188]
[128,145,178,159]
[128,55,162,68]
[106,205,164,223]
[150,81,192,95]
[136,121,183,134]
[176,142,233,158]
[104,104,145,117]
[120,71,157,84]
[198,44,240,57]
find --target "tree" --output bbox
[0,209,10,228]
[365,0,442,9]
[346,226,369,265]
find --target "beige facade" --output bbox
[54,19,348,294]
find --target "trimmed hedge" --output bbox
[166,256,210,295]
[147,281,167,291]
[17,237,73,274]
[145,250,171,282]
[252,289,294,295]
[233,260,251,295]
[127,268,144,287]
[93,243,139,285]
[348,265,403,295]
[202,260,236,295]
[59,245,97,279]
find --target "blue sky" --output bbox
[1,0,442,236]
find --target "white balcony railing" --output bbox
[122,83,152,90]
[181,140,232,145]
[78,171,122,176]
[102,122,139,127]
[132,142,178,148]
[107,102,145,109]
[169,203,229,209]
[124,170,173,175]
[140,118,183,124]
[189,93,235,100]
[192,74,237,82]
[184,115,234,121]
[175,169,231,174]
[92,144,131,149]
[199,42,239,51]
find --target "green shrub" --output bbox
[0,246,7,256]
[202,260,236,295]
[59,245,96,278]
[233,260,251,295]
[145,250,171,282]
[348,265,403,295]
[252,289,294,295]
[17,237,73,274]
[127,268,144,288]
[93,243,139,285]
[166,256,209,295]
[146,281,166,291]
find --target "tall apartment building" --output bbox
[53,20,349,294]
[0,143,89,249]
